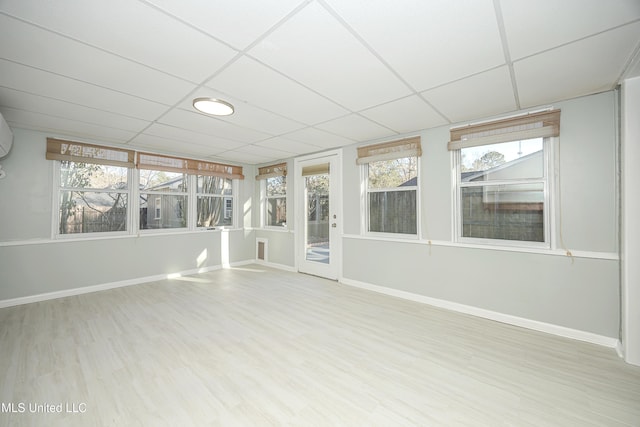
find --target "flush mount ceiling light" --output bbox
[192,97,234,116]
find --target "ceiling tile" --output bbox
[254,137,324,155]
[515,23,640,108]
[422,66,517,123]
[248,1,412,110]
[325,0,504,91]
[158,108,271,143]
[215,149,274,164]
[176,89,306,136]
[0,14,196,105]
[0,108,138,144]
[128,133,229,158]
[501,0,640,60]
[207,56,348,125]
[0,0,238,83]
[0,59,168,120]
[0,87,149,133]
[360,95,449,133]
[282,127,355,149]
[140,123,246,151]
[315,114,395,142]
[142,0,305,50]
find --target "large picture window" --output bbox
[357,137,421,236]
[449,110,560,246]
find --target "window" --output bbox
[449,110,560,246]
[367,157,418,234]
[47,138,244,237]
[139,170,187,230]
[197,175,233,228]
[57,161,130,235]
[256,163,287,228]
[357,137,421,236]
[47,138,134,236]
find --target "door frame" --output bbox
[294,149,342,280]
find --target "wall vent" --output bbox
[256,238,267,262]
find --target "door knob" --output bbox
[332,223,337,228]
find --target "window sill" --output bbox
[342,234,618,260]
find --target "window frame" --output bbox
[363,156,421,239]
[262,175,287,229]
[52,160,133,239]
[452,136,554,249]
[138,170,189,233]
[195,175,236,230]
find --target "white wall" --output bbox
[622,77,640,365]
[342,91,621,341]
[0,129,256,303]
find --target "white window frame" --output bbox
[363,156,420,239]
[195,176,236,230]
[262,175,287,229]
[452,137,554,249]
[138,170,189,233]
[52,161,133,239]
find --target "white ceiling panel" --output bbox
[158,108,271,143]
[176,89,306,136]
[325,0,505,92]
[515,22,640,108]
[0,87,149,133]
[140,123,247,152]
[360,95,448,134]
[1,108,138,144]
[422,66,517,123]
[254,137,324,155]
[0,14,196,105]
[282,127,355,149]
[248,1,412,110]
[0,0,238,83]
[501,0,640,60]
[207,56,348,125]
[128,133,229,158]
[215,149,275,165]
[315,114,395,142]
[0,60,169,120]
[141,0,305,51]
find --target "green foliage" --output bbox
[368,157,417,189]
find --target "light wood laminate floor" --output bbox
[1,265,639,426]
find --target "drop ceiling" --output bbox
[1,0,639,165]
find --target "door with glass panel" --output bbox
[296,153,340,280]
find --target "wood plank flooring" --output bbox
[1,265,639,426]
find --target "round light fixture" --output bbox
[192,97,235,116]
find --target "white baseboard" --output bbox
[340,277,620,349]
[254,258,297,272]
[0,260,254,308]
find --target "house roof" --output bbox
[1,1,639,165]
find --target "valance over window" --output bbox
[448,110,561,151]
[255,162,287,180]
[46,138,135,168]
[356,136,421,165]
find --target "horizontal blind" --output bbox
[188,159,244,179]
[136,152,244,179]
[356,136,421,165]
[255,162,287,180]
[301,163,329,176]
[448,110,560,150]
[46,138,134,168]
[136,152,189,174]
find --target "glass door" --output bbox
[296,153,340,280]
